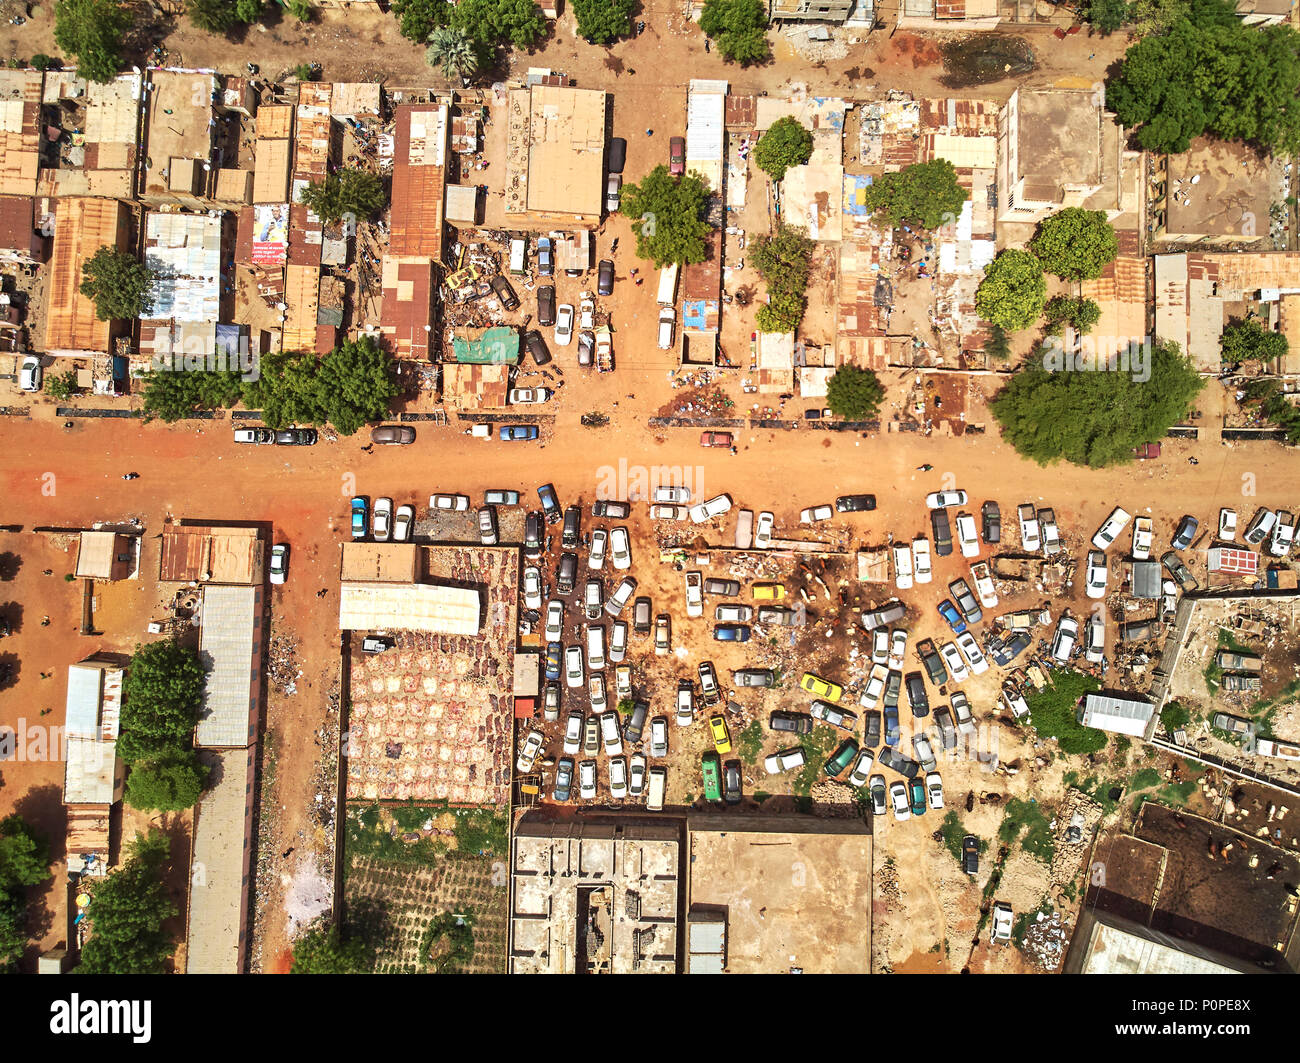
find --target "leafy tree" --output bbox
[753,117,813,183]
[30,54,54,71]
[298,169,386,225]
[699,0,770,66]
[1043,295,1102,335]
[78,832,178,975]
[287,0,313,19]
[291,919,374,973]
[80,246,153,321]
[1221,318,1288,365]
[862,159,969,231]
[0,816,51,893]
[125,751,210,813]
[392,0,452,42]
[826,365,886,420]
[990,339,1203,467]
[118,640,207,766]
[573,0,634,44]
[235,0,265,21]
[187,0,240,32]
[0,892,25,973]
[975,250,1046,332]
[1241,379,1300,443]
[620,165,713,268]
[452,0,547,53]
[752,224,813,333]
[1161,701,1191,730]
[1030,208,1118,282]
[54,0,130,84]
[244,336,398,436]
[427,25,481,81]
[140,368,244,423]
[1083,0,1132,32]
[984,324,1011,361]
[44,369,79,401]
[756,291,805,334]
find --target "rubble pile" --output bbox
[1020,907,1068,971]
[267,632,303,696]
[1048,788,1104,890]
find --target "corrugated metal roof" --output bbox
[65,665,105,738]
[196,585,261,749]
[390,104,447,257]
[45,197,130,354]
[380,255,436,360]
[143,212,223,323]
[159,524,263,584]
[338,582,482,634]
[64,737,121,805]
[339,543,419,583]
[1078,693,1153,738]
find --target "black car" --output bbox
[948,578,982,625]
[556,552,578,594]
[917,638,948,686]
[524,511,544,555]
[1172,514,1199,550]
[633,596,652,634]
[962,834,979,875]
[607,136,627,174]
[597,259,615,297]
[835,494,876,513]
[981,500,1001,544]
[877,745,920,779]
[537,483,562,524]
[562,505,581,548]
[490,274,519,311]
[931,508,953,556]
[904,671,930,718]
[990,631,1031,666]
[553,757,574,802]
[537,284,556,326]
[723,759,743,805]
[863,710,882,748]
[592,500,631,518]
[623,700,648,743]
[523,329,552,366]
[770,710,814,734]
[275,427,317,445]
[734,668,775,688]
[883,669,902,710]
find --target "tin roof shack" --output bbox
[380,255,437,361]
[141,212,223,326]
[1236,0,1293,24]
[38,71,142,201]
[1208,546,1260,581]
[0,194,43,265]
[289,83,333,267]
[681,230,722,367]
[63,657,126,876]
[159,523,264,585]
[196,584,264,749]
[252,104,293,204]
[44,197,131,359]
[445,183,479,226]
[505,85,607,223]
[1156,137,1277,248]
[443,362,511,410]
[75,530,139,581]
[330,83,382,123]
[282,262,321,351]
[1129,559,1164,600]
[1077,691,1155,740]
[0,70,41,198]
[769,0,858,20]
[390,103,448,259]
[139,70,219,207]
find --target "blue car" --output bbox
[713,624,751,642]
[937,599,967,635]
[884,705,900,747]
[350,497,367,539]
[500,425,539,441]
[545,641,562,681]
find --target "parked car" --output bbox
[981,500,1001,544]
[889,781,911,821]
[1085,612,1105,664]
[752,582,785,600]
[755,511,775,548]
[701,753,722,802]
[484,489,519,506]
[939,641,969,682]
[930,508,953,557]
[516,730,544,774]
[536,237,555,276]
[734,668,775,688]
[490,274,519,311]
[955,632,988,675]
[870,776,888,816]
[861,600,907,633]
[562,505,582,548]
[765,747,807,775]
[653,485,692,504]
[623,700,648,744]
[948,578,982,625]
[553,757,574,802]
[477,505,499,546]
[565,645,585,688]
[607,136,627,173]
[824,738,860,778]
[705,578,741,596]
[537,284,556,325]
[676,681,695,727]
[770,711,813,733]
[811,700,858,731]
[714,624,751,642]
[605,172,622,212]
[18,355,41,392]
[860,664,888,710]
[597,258,615,297]
[904,672,930,718]
[1092,506,1132,550]
[1017,503,1041,552]
[800,672,843,701]
[800,503,834,524]
[372,497,393,541]
[609,620,628,663]
[1270,511,1295,558]
[1085,550,1108,599]
[1243,507,1277,546]
[508,387,552,405]
[955,512,980,558]
[1132,516,1154,560]
[1218,508,1238,541]
[649,716,669,758]
[990,902,1014,944]
[1172,514,1199,551]
[836,494,876,512]
[657,306,676,350]
[878,746,919,779]
[275,428,317,446]
[654,613,671,653]
[892,543,914,590]
[937,599,967,635]
[669,135,685,175]
[1161,550,1199,591]
[650,504,688,521]
[578,759,597,800]
[592,499,631,519]
[523,329,551,366]
[689,493,732,523]
[962,835,979,875]
[848,748,875,788]
[607,576,638,617]
[632,596,652,633]
[1038,507,1062,556]
[554,304,574,346]
[722,759,743,804]
[970,562,998,609]
[269,543,289,585]
[709,714,732,754]
[235,427,274,444]
[888,628,908,671]
[917,639,948,687]
[609,756,628,798]
[1051,616,1079,662]
[700,431,734,448]
[350,497,368,539]
[909,776,926,817]
[925,490,967,509]
[697,661,721,705]
[912,537,933,584]
[499,425,539,441]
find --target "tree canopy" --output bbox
[291,920,376,974]
[141,368,245,423]
[699,0,771,65]
[990,339,1203,467]
[752,224,814,334]
[1082,0,1132,33]
[1044,295,1102,336]
[298,169,387,225]
[186,0,241,32]
[54,0,129,84]
[244,336,399,435]
[1221,318,1289,365]
[1030,208,1118,282]
[451,0,547,53]
[427,25,480,80]
[79,247,153,322]
[975,250,1046,333]
[78,832,178,975]
[391,0,452,42]
[119,641,207,767]
[862,158,969,230]
[573,0,635,44]
[826,365,886,421]
[0,815,51,895]
[125,751,211,814]
[753,117,813,183]
[620,165,713,268]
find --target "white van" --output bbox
[657,263,679,306]
[657,307,676,350]
[586,624,606,670]
[509,237,527,275]
[646,766,667,811]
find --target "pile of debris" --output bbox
[267,632,303,696]
[1048,788,1104,890]
[1020,906,1068,971]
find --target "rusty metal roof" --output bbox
[390,104,447,258]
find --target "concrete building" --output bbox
[74,530,139,582]
[504,84,607,223]
[0,70,42,199]
[1155,137,1278,246]
[769,0,857,20]
[139,70,220,207]
[39,71,143,201]
[1066,909,1254,974]
[1235,0,1292,24]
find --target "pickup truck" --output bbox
[1131,516,1153,560]
[1038,507,1062,556]
[1017,503,1041,552]
[916,638,948,686]
[735,508,754,549]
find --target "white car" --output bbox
[609,621,628,663]
[516,730,544,773]
[1243,508,1277,546]
[940,641,969,682]
[892,543,913,590]
[1091,506,1132,550]
[588,529,608,570]
[579,295,595,330]
[508,387,553,404]
[685,571,703,618]
[588,673,607,713]
[890,781,911,822]
[392,504,414,543]
[755,511,775,548]
[888,629,908,671]
[1269,511,1295,558]
[565,645,585,688]
[912,537,932,584]
[970,562,998,609]
[1085,612,1105,664]
[926,771,944,811]
[1051,616,1079,662]
[689,494,733,523]
[800,504,834,524]
[872,628,890,665]
[579,760,598,800]
[429,493,470,512]
[18,355,42,392]
[716,603,752,622]
[860,664,888,709]
[1131,517,1153,561]
[606,576,637,617]
[1219,508,1237,541]
[676,683,694,727]
[615,665,632,700]
[1018,504,1041,553]
[609,526,631,570]
[926,490,967,509]
[653,486,692,504]
[545,600,564,642]
[523,567,543,610]
[1085,550,1108,599]
[269,543,289,585]
[649,716,669,757]
[990,902,1014,944]
[848,749,875,788]
[955,512,980,558]
[765,747,807,775]
[650,504,687,520]
[554,303,574,346]
[600,711,623,756]
[563,712,583,755]
[372,497,392,541]
[955,633,988,675]
[584,578,603,620]
[628,754,646,798]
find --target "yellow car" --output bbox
[800,672,843,702]
[752,582,786,601]
[709,714,732,754]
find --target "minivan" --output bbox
[646,766,666,811]
[904,672,930,718]
[524,511,544,555]
[657,307,676,350]
[586,625,605,670]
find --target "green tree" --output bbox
[756,291,806,334]
[187,0,240,32]
[991,338,1203,467]
[0,816,51,893]
[1084,0,1132,32]
[573,0,634,44]
[975,250,1046,332]
[1161,701,1191,730]
[243,336,398,435]
[826,365,886,420]
[427,25,481,81]
[1043,295,1102,335]
[140,368,244,423]
[287,0,313,19]
[291,919,374,973]
[392,0,452,42]
[44,369,80,401]
[298,169,386,225]
[752,224,813,333]
[699,0,770,65]
[54,0,130,84]
[1221,318,1288,365]
[1030,208,1118,281]
[235,0,265,21]
[0,892,25,972]
[984,324,1011,361]
[30,54,54,71]
[863,158,969,231]
[452,0,547,52]
[118,640,207,766]
[125,751,210,813]
[620,165,713,268]
[79,246,153,321]
[753,117,813,183]
[78,832,178,975]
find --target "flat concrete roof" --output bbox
[525,85,607,217]
[339,542,420,583]
[337,582,481,634]
[1166,136,1273,239]
[1013,88,1101,202]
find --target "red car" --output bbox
[669,136,685,176]
[700,432,733,448]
